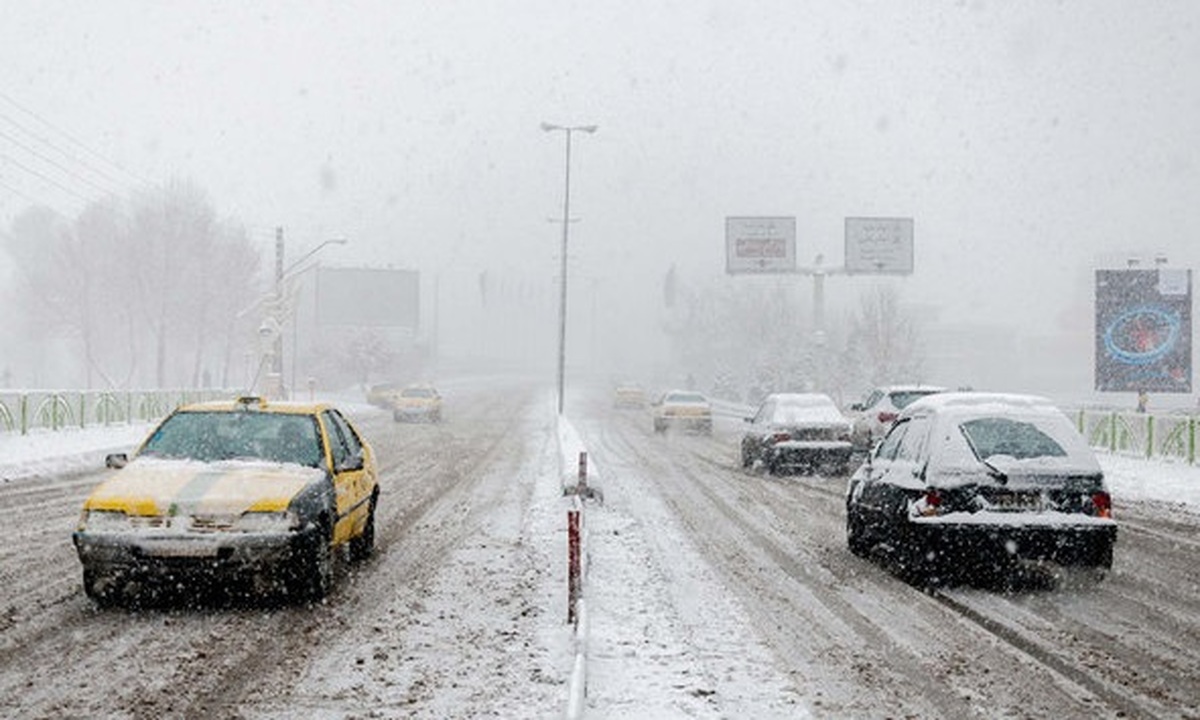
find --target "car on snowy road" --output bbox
[389,383,444,423]
[740,393,854,476]
[848,384,946,450]
[72,395,379,605]
[845,392,1117,584]
[651,390,713,434]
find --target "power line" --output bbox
[0,126,123,197]
[0,152,92,203]
[0,91,153,190]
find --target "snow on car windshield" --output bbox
[666,392,707,404]
[773,398,845,425]
[141,411,323,468]
[402,388,436,398]
[931,408,1100,476]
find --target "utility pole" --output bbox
[274,226,285,380]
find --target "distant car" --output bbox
[390,383,443,423]
[72,395,379,605]
[845,392,1117,584]
[848,385,946,450]
[741,393,854,476]
[613,382,647,409]
[652,390,713,434]
[365,382,399,408]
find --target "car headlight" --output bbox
[81,509,132,533]
[233,511,300,533]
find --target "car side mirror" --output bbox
[105,453,128,469]
[849,403,864,412]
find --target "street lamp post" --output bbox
[541,122,597,415]
[271,232,348,397]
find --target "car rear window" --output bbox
[890,390,940,409]
[959,417,1067,461]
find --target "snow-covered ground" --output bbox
[2,394,1199,718]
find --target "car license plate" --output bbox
[988,491,1042,511]
[141,540,220,558]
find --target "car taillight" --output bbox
[769,432,791,444]
[877,411,898,424]
[1090,491,1112,518]
[916,488,943,517]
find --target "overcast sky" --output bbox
[2,1,1198,366]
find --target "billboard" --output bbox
[725,216,796,274]
[315,267,420,330]
[844,217,914,275]
[1094,268,1191,393]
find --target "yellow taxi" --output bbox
[652,390,714,434]
[612,382,647,409]
[72,396,379,605]
[389,383,443,423]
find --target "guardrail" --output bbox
[0,389,231,435]
[1076,409,1197,465]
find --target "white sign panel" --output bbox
[725,216,797,274]
[844,217,914,275]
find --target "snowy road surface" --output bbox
[0,379,1198,718]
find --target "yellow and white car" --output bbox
[652,390,713,434]
[72,396,379,605]
[389,383,443,423]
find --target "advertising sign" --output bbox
[316,267,420,330]
[1094,268,1192,393]
[844,217,914,275]
[725,216,796,274]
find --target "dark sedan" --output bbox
[845,392,1116,585]
[741,393,854,476]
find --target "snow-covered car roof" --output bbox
[763,393,849,425]
[900,392,1100,477]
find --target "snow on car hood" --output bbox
[83,456,326,517]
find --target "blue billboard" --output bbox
[1094,268,1192,393]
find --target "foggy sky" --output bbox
[2,1,1198,390]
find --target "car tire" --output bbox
[392,410,403,422]
[846,507,870,557]
[740,444,754,469]
[83,567,120,608]
[766,456,782,477]
[349,494,377,563]
[290,522,333,602]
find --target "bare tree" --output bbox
[2,180,261,389]
[837,284,926,391]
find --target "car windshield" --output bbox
[890,390,940,409]
[666,392,707,404]
[401,388,436,398]
[959,417,1067,461]
[140,411,324,468]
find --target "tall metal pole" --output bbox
[556,129,573,415]
[274,227,285,382]
[542,122,596,415]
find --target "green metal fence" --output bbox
[1077,409,1197,465]
[0,389,233,435]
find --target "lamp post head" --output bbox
[541,122,598,134]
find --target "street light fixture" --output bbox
[541,122,597,415]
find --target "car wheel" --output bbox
[83,567,121,608]
[740,443,754,469]
[349,494,377,563]
[290,522,333,602]
[846,507,870,557]
[392,410,402,422]
[766,455,782,477]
